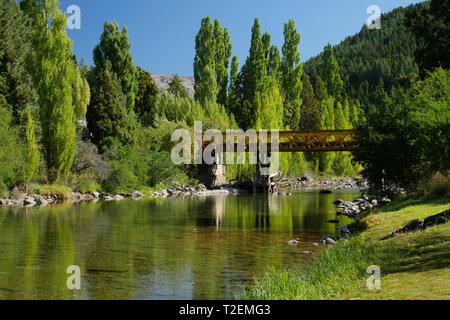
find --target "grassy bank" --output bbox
[243,197,450,300]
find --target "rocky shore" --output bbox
[317,194,392,245]
[0,183,250,208]
[276,176,368,192]
[0,190,146,208]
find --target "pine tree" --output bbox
[300,73,321,131]
[93,21,138,112]
[194,17,218,103]
[135,66,158,126]
[87,63,136,148]
[281,19,303,129]
[168,75,188,98]
[22,0,77,182]
[320,44,343,98]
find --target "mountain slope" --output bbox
[151,74,195,97]
[304,2,428,109]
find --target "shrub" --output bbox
[419,172,450,199]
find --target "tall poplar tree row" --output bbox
[281,19,303,130]
[21,0,78,182]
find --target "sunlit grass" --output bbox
[243,197,450,300]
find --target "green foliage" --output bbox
[20,109,40,183]
[87,62,137,149]
[23,0,77,182]
[319,44,343,98]
[281,19,303,129]
[305,3,425,111]
[354,68,450,192]
[93,21,138,111]
[300,73,321,131]
[134,66,158,126]
[168,75,188,98]
[194,17,218,103]
[405,0,450,72]
[72,62,90,120]
[0,105,22,188]
[214,19,232,106]
[0,0,37,117]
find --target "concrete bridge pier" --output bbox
[253,152,272,193]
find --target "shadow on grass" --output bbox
[378,226,450,276]
[381,196,450,213]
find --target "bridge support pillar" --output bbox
[253,152,272,193]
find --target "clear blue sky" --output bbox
[60,0,425,76]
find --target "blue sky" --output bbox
[60,0,425,76]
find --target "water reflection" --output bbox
[0,191,359,300]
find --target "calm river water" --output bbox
[0,190,359,300]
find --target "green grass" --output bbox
[243,197,450,300]
[32,184,73,199]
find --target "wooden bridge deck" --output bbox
[201,130,359,153]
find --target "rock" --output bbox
[287,239,300,246]
[327,219,340,224]
[320,190,333,194]
[115,195,124,201]
[23,198,36,207]
[312,243,320,247]
[320,236,336,245]
[302,251,313,254]
[333,199,345,205]
[196,184,207,191]
[424,209,450,228]
[132,191,143,199]
[92,192,100,198]
[34,195,48,207]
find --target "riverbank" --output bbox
[243,196,450,300]
[276,176,368,192]
[0,176,364,208]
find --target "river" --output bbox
[0,190,360,300]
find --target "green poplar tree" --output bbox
[281,19,303,129]
[22,0,77,182]
[21,109,40,183]
[214,20,232,106]
[194,17,218,103]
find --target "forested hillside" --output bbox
[304,2,427,112]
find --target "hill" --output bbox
[304,1,428,110]
[151,74,195,97]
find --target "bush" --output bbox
[419,172,450,199]
[353,68,450,192]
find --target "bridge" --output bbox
[201,130,359,153]
[199,130,359,192]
